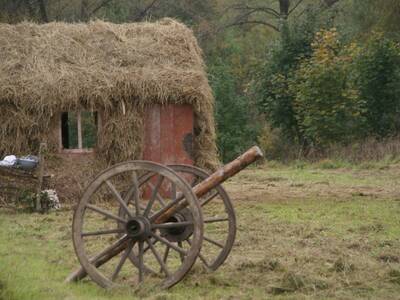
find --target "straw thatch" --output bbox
[0,18,218,171]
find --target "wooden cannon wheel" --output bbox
[72,161,204,289]
[119,164,236,271]
[167,164,236,270]
[67,146,263,289]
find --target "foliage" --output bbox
[2,0,400,160]
[292,29,365,146]
[257,7,331,142]
[208,27,271,163]
[347,0,400,40]
[257,8,400,152]
[100,0,217,26]
[16,190,37,211]
[14,190,55,213]
[354,33,400,137]
[257,124,302,161]
[210,55,260,163]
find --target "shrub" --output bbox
[210,61,260,163]
[257,8,333,142]
[355,33,400,137]
[257,124,302,161]
[292,29,366,147]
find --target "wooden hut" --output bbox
[0,19,218,201]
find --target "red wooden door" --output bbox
[143,104,194,166]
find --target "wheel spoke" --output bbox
[86,204,127,224]
[150,232,188,255]
[105,180,134,218]
[178,241,185,262]
[149,196,184,222]
[82,228,125,237]
[198,252,210,267]
[204,236,224,248]
[171,183,177,200]
[111,240,135,281]
[144,176,164,217]
[200,191,219,207]
[162,245,170,266]
[90,236,129,265]
[147,182,166,207]
[187,239,210,268]
[151,221,193,229]
[123,189,149,213]
[143,238,157,253]
[138,241,144,283]
[127,251,158,277]
[146,238,171,277]
[131,171,140,215]
[204,217,229,223]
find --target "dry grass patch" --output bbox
[1,162,400,299]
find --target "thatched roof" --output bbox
[0,19,218,170]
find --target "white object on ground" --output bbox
[42,189,61,210]
[0,155,17,166]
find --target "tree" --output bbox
[256,7,326,141]
[0,0,172,23]
[225,0,341,32]
[292,29,365,146]
[209,34,261,162]
[0,0,116,22]
[0,0,217,43]
[355,33,400,136]
[0,0,47,23]
[342,0,400,40]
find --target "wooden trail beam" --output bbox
[152,146,263,224]
[65,236,130,282]
[66,146,264,283]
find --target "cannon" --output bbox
[66,146,263,289]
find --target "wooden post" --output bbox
[77,111,83,149]
[35,143,47,212]
[66,146,264,283]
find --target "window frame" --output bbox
[59,109,100,154]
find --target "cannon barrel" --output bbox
[153,146,263,224]
[66,146,263,283]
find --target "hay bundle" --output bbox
[0,18,218,170]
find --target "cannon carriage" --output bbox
[66,146,263,289]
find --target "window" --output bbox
[60,111,98,152]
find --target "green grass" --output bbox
[1,162,400,299]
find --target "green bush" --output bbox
[292,29,366,147]
[355,33,400,136]
[256,7,400,155]
[257,8,332,142]
[208,33,262,163]
[210,61,260,162]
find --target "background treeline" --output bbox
[1,0,400,163]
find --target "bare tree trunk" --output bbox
[132,0,159,22]
[278,0,290,30]
[37,0,48,22]
[324,0,340,7]
[24,0,36,19]
[279,0,290,19]
[81,0,89,21]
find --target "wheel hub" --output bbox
[160,208,194,242]
[125,216,151,240]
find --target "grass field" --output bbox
[1,162,400,299]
